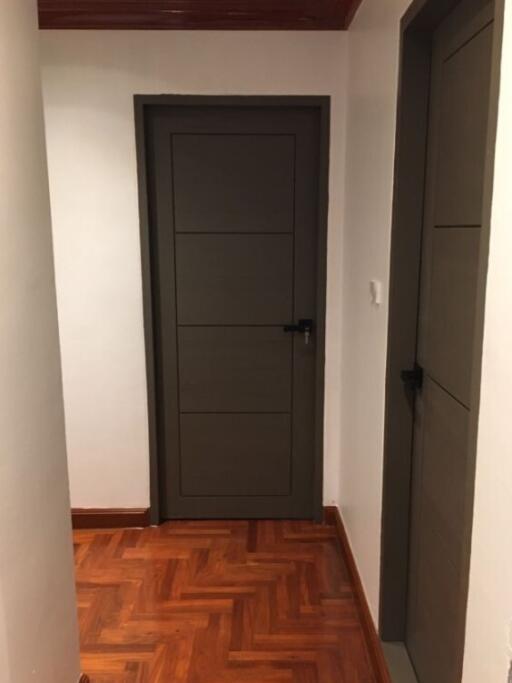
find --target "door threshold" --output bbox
[381,641,418,683]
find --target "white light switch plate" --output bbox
[370,279,383,306]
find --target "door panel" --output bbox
[178,326,292,413]
[421,380,470,564]
[434,21,494,227]
[145,102,325,519]
[173,134,295,233]
[175,233,293,325]
[428,228,481,405]
[408,515,460,683]
[406,2,494,682]
[180,413,291,497]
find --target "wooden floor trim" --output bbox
[71,508,150,530]
[324,505,392,683]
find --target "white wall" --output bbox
[40,30,348,509]
[462,1,512,680]
[339,0,412,621]
[0,1,80,681]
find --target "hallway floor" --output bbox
[74,520,377,682]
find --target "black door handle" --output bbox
[283,319,314,334]
[284,319,314,345]
[401,364,424,391]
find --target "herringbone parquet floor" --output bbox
[74,520,377,682]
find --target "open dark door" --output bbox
[404,2,496,681]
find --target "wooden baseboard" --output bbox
[324,506,391,683]
[71,508,150,530]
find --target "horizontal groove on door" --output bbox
[180,411,291,415]
[178,324,288,327]
[175,231,294,235]
[434,224,481,229]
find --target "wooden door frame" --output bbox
[380,0,505,643]
[134,95,330,525]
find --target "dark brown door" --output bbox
[406,1,495,681]
[144,101,327,519]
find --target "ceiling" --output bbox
[38,0,363,30]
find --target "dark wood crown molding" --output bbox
[38,0,364,31]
